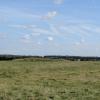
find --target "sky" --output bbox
[0,0,100,56]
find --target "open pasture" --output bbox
[0,60,100,100]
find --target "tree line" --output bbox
[0,54,100,61]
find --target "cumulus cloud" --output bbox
[42,11,57,20]
[53,0,64,4]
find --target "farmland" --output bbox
[0,59,100,100]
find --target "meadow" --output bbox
[0,59,100,100]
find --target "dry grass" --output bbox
[0,60,100,100]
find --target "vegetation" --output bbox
[0,60,100,100]
[0,54,100,61]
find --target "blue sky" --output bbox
[0,0,100,56]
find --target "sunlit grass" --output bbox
[0,60,100,100]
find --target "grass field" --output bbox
[0,59,100,100]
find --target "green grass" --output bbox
[0,60,100,100]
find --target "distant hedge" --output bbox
[0,55,100,61]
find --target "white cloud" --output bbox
[59,23,100,38]
[21,34,31,43]
[42,11,57,20]
[31,28,51,35]
[74,37,86,48]
[50,24,60,35]
[53,0,64,4]
[74,42,81,46]
[80,38,85,43]
[0,7,41,22]
[37,42,41,45]
[48,36,54,41]
[12,23,100,39]
[23,34,30,40]
[0,33,7,39]
[9,25,27,29]
[9,24,36,29]
[12,23,100,47]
